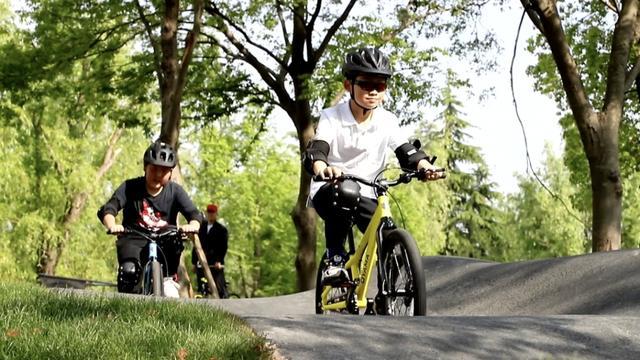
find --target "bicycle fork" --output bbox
[373,217,396,315]
[142,241,162,296]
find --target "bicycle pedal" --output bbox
[342,280,356,287]
[364,298,376,315]
[325,279,355,288]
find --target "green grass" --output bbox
[0,282,273,360]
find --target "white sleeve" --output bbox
[313,111,334,144]
[387,114,409,150]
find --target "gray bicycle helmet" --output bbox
[342,47,393,79]
[313,179,361,220]
[143,140,177,168]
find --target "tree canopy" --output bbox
[3,1,639,297]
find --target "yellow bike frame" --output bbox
[320,193,392,312]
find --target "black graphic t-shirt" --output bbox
[98,177,202,230]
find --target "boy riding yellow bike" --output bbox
[303,46,442,287]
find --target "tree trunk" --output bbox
[36,237,62,275]
[153,0,202,296]
[291,120,317,291]
[291,186,317,291]
[521,0,630,252]
[177,255,194,298]
[589,113,622,251]
[37,191,89,275]
[590,165,622,251]
[159,0,180,145]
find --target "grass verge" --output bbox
[0,282,273,359]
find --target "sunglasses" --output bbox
[353,80,388,92]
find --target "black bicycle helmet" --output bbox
[313,179,361,220]
[143,140,177,168]
[342,47,393,79]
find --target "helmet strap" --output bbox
[349,84,376,116]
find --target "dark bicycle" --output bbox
[108,226,190,297]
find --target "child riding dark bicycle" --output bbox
[303,46,441,286]
[97,140,202,295]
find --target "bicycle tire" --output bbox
[151,261,163,297]
[379,229,426,316]
[315,253,326,314]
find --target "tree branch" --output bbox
[311,0,357,66]
[604,0,638,113]
[600,0,621,13]
[380,1,435,43]
[135,0,164,87]
[204,2,288,69]
[526,1,594,128]
[199,31,236,57]
[175,0,204,107]
[624,58,640,92]
[624,10,640,91]
[520,0,546,34]
[95,128,124,180]
[204,3,294,113]
[275,0,291,49]
[305,0,322,55]
[274,0,293,82]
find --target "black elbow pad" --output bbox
[395,142,428,170]
[302,140,329,175]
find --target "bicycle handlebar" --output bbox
[106,225,196,240]
[312,168,446,189]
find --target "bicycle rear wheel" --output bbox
[378,229,426,316]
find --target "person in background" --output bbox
[192,203,229,298]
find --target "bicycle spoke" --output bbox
[384,242,416,315]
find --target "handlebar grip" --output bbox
[417,168,447,181]
[106,229,129,235]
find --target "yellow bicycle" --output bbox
[315,168,445,316]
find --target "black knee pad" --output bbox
[117,261,140,293]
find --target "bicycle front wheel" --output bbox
[151,261,163,296]
[315,253,326,314]
[379,229,426,316]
